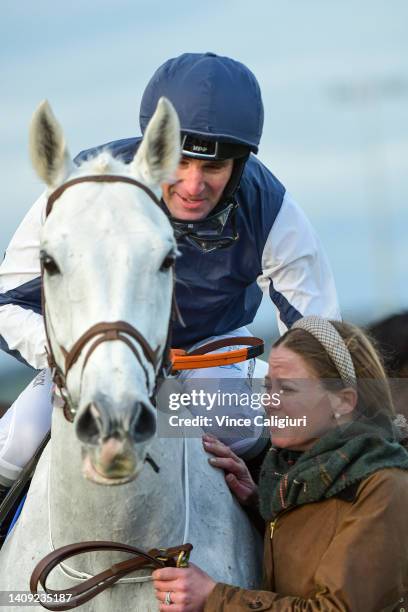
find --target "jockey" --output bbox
[0,52,340,503]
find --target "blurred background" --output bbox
[1,0,407,409]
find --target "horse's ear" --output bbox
[130,97,180,187]
[29,100,73,188]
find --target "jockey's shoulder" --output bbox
[74,137,142,166]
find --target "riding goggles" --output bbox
[169,200,239,253]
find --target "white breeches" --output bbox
[0,328,268,485]
[0,369,53,487]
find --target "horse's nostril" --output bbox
[131,404,156,443]
[76,402,104,444]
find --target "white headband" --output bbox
[291,316,357,387]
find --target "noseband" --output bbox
[42,174,173,422]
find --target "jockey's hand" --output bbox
[153,564,216,612]
[202,433,258,506]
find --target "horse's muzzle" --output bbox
[81,441,142,485]
[75,399,156,485]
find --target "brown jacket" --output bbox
[205,468,408,611]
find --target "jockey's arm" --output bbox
[0,192,48,370]
[258,191,341,334]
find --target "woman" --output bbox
[153,316,408,611]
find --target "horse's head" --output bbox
[29,98,180,485]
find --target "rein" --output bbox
[35,434,192,610]
[30,541,192,611]
[171,336,264,370]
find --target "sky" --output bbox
[1,0,408,379]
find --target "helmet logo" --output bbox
[192,144,209,153]
[182,135,218,159]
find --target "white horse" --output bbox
[0,99,262,610]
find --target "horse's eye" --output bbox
[160,253,176,272]
[40,251,60,276]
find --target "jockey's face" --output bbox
[161,157,234,221]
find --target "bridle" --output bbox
[41,174,174,422]
[42,173,264,421]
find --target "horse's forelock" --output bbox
[77,151,126,176]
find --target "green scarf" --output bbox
[259,420,408,521]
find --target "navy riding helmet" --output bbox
[140,52,264,252]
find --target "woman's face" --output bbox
[265,345,341,451]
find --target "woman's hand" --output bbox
[153,564,216,611]
[202,433,258,506]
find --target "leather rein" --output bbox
[30,541,192,611]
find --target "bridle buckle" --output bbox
[176,549,190,568]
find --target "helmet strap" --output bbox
[222,154,249,200]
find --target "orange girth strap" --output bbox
[170,336,264,371]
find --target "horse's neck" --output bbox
[49,408,186,572]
